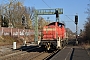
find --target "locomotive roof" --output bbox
[48,22,65,26]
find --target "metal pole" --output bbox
[56,17,59,22]
[34,10,38,44]
[76,24,78,45]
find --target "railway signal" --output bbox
[55,10,59,18]
[55,9,59,22]
[75,15,78,25]
[22,16,25,26]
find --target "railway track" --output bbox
[43,50,60,60]
[0,45,21,56]
[0,46,44,60]
[0,45,34,56]
[30,50,60,60]
[0,45,38,60]
[0,44,60,60]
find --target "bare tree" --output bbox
[38,16,50,30]
[0,0,25,28]
[0,0,41,30]
[0,0,35,29]
[84,3,90,43]
[24,6,35,29]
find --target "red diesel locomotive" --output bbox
[39,22,68,50]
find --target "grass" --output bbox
[0,35,23,46]
[0,35,35,46]
[82,43,90,56]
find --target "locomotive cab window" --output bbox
[58,24,62,27]
[58,23,63,27]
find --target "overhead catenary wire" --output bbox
[52,0,58,7]
[42,0,51,8]
[65,15,75,23]
[65,15,80,33]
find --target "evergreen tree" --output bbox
[1,15,8,27]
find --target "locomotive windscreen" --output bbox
[48,22,64,26]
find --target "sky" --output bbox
[0,0,89,33]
